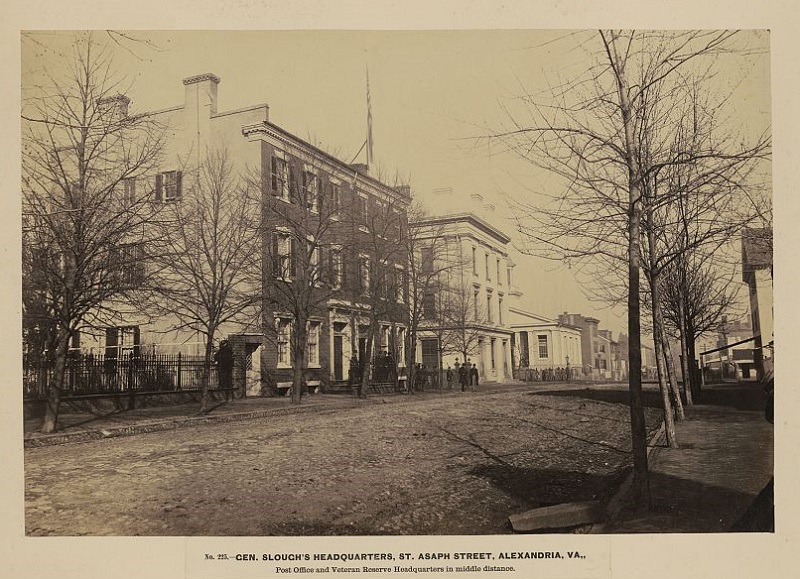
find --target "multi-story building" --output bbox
[409,212,518,383]
[557,313,601,377]
[79,73,410,395]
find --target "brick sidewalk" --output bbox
[602,382,774,533]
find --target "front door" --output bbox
[333,335,344,381]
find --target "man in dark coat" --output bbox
[470,364,479,389]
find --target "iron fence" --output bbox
[23,352,220,400]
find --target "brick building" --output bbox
[79,73,410,395]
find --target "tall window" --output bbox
[273,232,294,281]
[397,327,406,364]
[118,243,146,288]
[359,255,370,293]
[395,267,406,302]
[507,267,512,287]
[472,246,477,275]
[421,246,434,275]
[122,177,136,207]
[423,291,437,319]
[270,156,288,200]
[473,289,480,320]
[277,319,292,367]
[538,335,548,359]
[331,182,341,215]
[491,338,496,370]
[303,170,317,212]
[485,252,490,280]
[498,295,503,325]
[357,195,368,226]
[330,248,343,289]
[307,322,320,366]
[155,170,182,203]
[497,258,502,284]
[288,164,299,202]
[486,292,493,323]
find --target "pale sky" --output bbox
[21,30,771,336]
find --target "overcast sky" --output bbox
[22,30,771,335]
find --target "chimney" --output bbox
[350,163,369,175]
[97,94,130,121]
[183,73,220,116]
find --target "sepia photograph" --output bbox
[5,7,797,579]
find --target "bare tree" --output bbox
[346,175,409,398]
[149,146,261,413]
[262,149,355,404]
[22,33,165,433]
[493,30,769,501]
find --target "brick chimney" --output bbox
[183,73,220,116]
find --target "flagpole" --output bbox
[366,64,373,170]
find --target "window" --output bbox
[288,165,299,202]
[397,327,406,364]
[122,177,136,207]
[357,195,368,226]
[491,338,496,370]
[498,295,503,325]
[155,170,182,203]
[303,170,317,212]
[277,319,292,367]
[474,289,480,320]
[105,325,140,358]
[315,175,324,213]
[270,156,288,200]
[330,248,343,289]
[118,243,146,288]
[487,292,493,323]
[538,335,548,359]
[485,252,490,281]
[423,291,437,319]
[359,255,370,293]
[331,183,341,215]
[307,322,320,366]
[497,258,502,284]
[395,267,406,302]
[472,247,477,275]
[272,232,295,281]
[421,246,434,275]
[306,239,320,278]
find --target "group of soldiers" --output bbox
[517,366,572,382]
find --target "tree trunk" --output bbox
[687,318,699,399]
[40,325,71,434]
[291,319,308,405]
[650,276,678,448]
[660,326,685,420]
[610,34,650,505]
[198,329,215,414]
[359,317,376,398]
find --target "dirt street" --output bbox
[25,388,662,536]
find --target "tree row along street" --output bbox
[25,387,662,536]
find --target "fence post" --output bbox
[127,353,136,410]
[177,352,182,391]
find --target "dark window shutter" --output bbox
[290,237,298,279]
[175,171,183,201]
[132,326,141,357]
[155,173,163,203]
[271,157,278,192]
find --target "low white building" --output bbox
[508,306,583,374]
